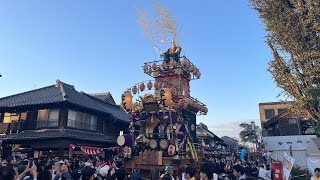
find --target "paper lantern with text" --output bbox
[160,88,173,106]
[154,81,160,89]
[122,92,132,111]
[132,86,138,94]
[147,81,153,90]
[140,83,145,91]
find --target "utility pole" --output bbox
[251,121,256,151]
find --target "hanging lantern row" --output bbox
[143,57,201,79]
[181,58,201,78]
[130,81,162,95]
[121,88,174,111]
[179,97,208,114]
[122,90,207,114]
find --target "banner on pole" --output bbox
[283,152,295,180]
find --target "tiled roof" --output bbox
[0,80,129,122]
[2,128,116,143]
[90,93,116,105]
[196,124,222,141]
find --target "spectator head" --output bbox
[150,168,160,180]
[179,164,187,175]
[233,164,244,177]
[115,168,127,180]
[165,166,173,175]
[6,156,16,165]
[184,166,195,180]
[2,167,18,180]
[99,165,110,178]
[38,170,52,180]
[200,163,213,180]
[315,168,320,177]
[81,166,95,180]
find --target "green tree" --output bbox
[239,123,261,149]
[250,0,320,122]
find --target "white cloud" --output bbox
[199,119,261,139]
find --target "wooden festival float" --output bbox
[118,40,208,176]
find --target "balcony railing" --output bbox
[37,120,59,128]
[67,119,98,131]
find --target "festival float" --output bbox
[117,3,209,176]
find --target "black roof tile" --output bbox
[2,128,116,143]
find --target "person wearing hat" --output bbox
[81,166,96,180]
[160,166,174,180]
[98,165,110,179]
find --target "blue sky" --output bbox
[0,1,281,137]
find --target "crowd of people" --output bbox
[0,148,273,180]
[201,148,270,180]
[7,146,320,180]
[0,155,128,180]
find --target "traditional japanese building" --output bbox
[0,80,129,158]
[259,102,316,137]
[196,123,226,150]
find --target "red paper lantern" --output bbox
[154,81,160,89]
[152,63,158,70]
[143,64,148,72]
[193,68,198,75]
[140,83,145,91]
[203,107,208,114]
[132,86,138,94]
[147,81,153,90]
[181,58,189,68]
[162,62,167,69]
[190,65,195,72]
[170,59,177,68]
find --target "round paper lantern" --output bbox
[200,105,205,112]
[132,86,138,94]
[140,83,145,91]
[168,145,175,156]
[160,88,173,106]
[189,65,195,72]
[203,107,208,114]
[170,59,177,68]
[152,63,158,70]
[193,68,198,75]
[162,62,167,69]
[154,81,160,89]
[143,64,148,72]
[147,81,153,90]
[181,58,189,67]
[121,92,132,111]
[197,71,201,78]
